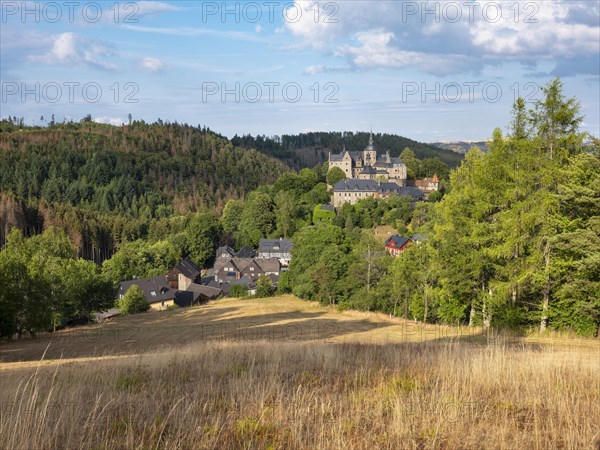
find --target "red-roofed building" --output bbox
[384,235,413,256]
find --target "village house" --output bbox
[117,258,222,311]
[213,256,281,284]
[118,276,177,311]
[257,238,293,266]
[332,179,424,207]
[385,235,413,256]
[166,256,201,290]
[408,174,440,194]
[208,243,285,294]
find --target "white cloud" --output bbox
[139,56,165,72]
[255,24,263,34]
[335,31,417,69]
[285,1,599,76]
[94,116,125,126]
[28,32,118,71]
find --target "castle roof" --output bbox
[333,180,423,199]
[360,166,378,174]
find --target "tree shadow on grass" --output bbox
[0,304,396,363]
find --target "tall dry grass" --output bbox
[1,338,599,449]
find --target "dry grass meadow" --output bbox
[1,295,599,449]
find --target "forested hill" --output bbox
[0,120,290,258]
[232,131,463,168]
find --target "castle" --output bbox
[328,133,407,186]
[328,133,439,208]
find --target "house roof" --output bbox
[118,276,175,304]
[174,257,201,279]
[396,186,424,198]
[258,238,293,253]
[186,283,222,300]
[385,235,412,249]
[235,245,256,258]
[230,257,254,271]
[240,259,263,276]
[213,276,257,295]
[412,234,427,242]
[95,308,121,321]
[216,246,235,258]
[255,258,281,273]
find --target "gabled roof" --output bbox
[118,276,175,304]
[216,246,235,258]
[385,235,412,249]
[235,245,256,258]
[258,238,293,253]
[255,258,281,273]
[231,257,254,271]
[216,258,242,275]
[186,283,222,300]
[360,166,378,174]
[240,259,263,276]
[174,257,201,279]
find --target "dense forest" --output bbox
[0,120,289,261]
[1,78,598,339]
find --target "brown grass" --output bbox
[1,296,599,449]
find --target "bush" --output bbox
[277,271,292,294]
[229,284,248,298]
[255,275,273,298]
[117,285,150,315]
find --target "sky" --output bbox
[1,0,599,142]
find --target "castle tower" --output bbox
[364,127,376,164]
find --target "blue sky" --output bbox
[1,1,599,142]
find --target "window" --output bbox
[150,291,157,297]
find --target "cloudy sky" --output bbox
[2,1,599,141]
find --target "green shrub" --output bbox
[117,285,150,315]
[229,284,248,298]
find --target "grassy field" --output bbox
[1,296,599,449]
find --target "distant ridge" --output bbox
[430,141,490,154]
